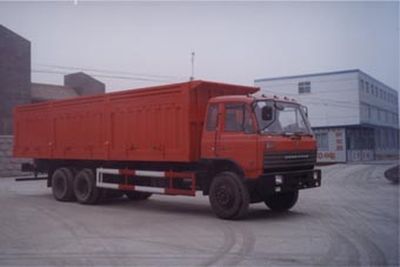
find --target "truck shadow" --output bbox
[30,193,309,221]
[101,197,308,221]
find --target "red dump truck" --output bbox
[14,80,321,219]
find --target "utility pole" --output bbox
[190,51,195,81]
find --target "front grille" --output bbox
[264,150,316,172]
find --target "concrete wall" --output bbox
[0,25,31,135]
[0,136,31,177]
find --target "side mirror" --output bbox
[262,106,273,121]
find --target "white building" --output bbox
[255,69,399,162]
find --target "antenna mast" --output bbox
[190,51,195,81]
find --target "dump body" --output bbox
[14,80,258,162]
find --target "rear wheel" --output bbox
[209,172,249,220]
[264,191,299,212]
[73,169,102,204]
[51,167,75,201]
[125,191,152,200]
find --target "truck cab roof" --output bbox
[209,94,299,105]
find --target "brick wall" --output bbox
[0,135,31,177]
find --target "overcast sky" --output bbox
[0,1,398,92]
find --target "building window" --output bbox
[368,106,371,119]
[360,80,364,91]
[298,81,311,94]
[376,129,381,148]
[384,129,389,148]
[390,130,395,147]
[316,132,329,151]
[365,82,369,93]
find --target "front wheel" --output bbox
[264,191,299,212]
[209,172,249,220]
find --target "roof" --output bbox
[64,72,106,87]
[106,80,259,98]
[0,25,30,44]
[254,69,360,83]
[254,69,397,93]
[210,94,298,104]
[31,83,79,101]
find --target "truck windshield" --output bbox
[254,100,312,135]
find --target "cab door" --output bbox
[216,103,260,178]
[201,103,220,158]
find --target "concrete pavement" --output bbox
[0,162,398,266]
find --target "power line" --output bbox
[34,63,186,81]
[32,69,177,83]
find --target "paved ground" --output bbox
[0,162,398,266]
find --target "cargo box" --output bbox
[14,80,258,162]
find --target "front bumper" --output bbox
[257,169,321,194]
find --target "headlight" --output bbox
[275,175,283,185]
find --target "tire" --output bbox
[51,167,75,201]
[264,191,299,212]
[73,169,102,204]
[125,191,152,201]
[209,172,249,220]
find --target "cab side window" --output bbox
[206,104,219,131]
[224,104,243,132]
[224,104,255,133]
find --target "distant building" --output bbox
[255,69,399,162]
[0,25,105,134]
[0,25,105,176]
[30,83,80,103]
[31,73,106,103]
[0,25,31,135]
[64,72,105,96]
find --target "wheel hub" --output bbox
[215,184,233,208]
